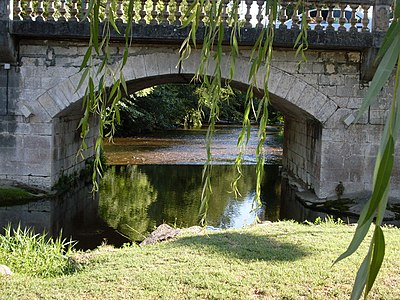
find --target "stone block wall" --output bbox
[272,49,398,198]
[283,117,322,193]
[52,113,97,187]
[1,39,398,200]
[0,40,97,189]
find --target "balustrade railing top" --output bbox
[5,0,393,33]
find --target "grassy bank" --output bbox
[1,221,400,299]
[0,186,38,206]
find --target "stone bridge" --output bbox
[0,0,398,201]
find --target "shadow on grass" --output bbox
[171,231,309,262]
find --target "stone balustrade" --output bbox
[5,0,393,33]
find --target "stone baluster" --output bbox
[338,3,347,32]
[150,0,158,25]
[104,0,111,20]
[186,0,194,16]
[244,0,252,28]
[279,1,288,29]
[24,0,33,20]
[69,0,78,22]
[174,0,182,25]
[46,0,55,22]
[304,2,311,28]
[314,3,323,31]
[14,0,22,20]
[0,0,12,20]
[116,0,124,23]
[256,0,264,28]
[139,0,147,24]
[184,0,194,24]
[290,6,299,30]
[81,0,88,22]
[361,4,370,32]
[326,3,335,31]
[35,0,44,21]
[161,0,170,25]
[349,4,358,32]
[130,3,136,25]
[59,0,67,22]
[199,5,205,27]
[221,0,229,27]
[373,0,391,32]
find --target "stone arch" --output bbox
[26,48,340,196]
[33,49,337,122]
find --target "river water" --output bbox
[0,125,331,249]
[104,125,283,165]
[100,126,284,242]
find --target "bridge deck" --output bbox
[3,0,392,49]
[9,21,375,50]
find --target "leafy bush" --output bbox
[0,225,77,277]
[113,84,283,135]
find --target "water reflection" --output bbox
[99,164,281,241]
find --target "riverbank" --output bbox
[1,221,399,299]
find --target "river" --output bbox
[0,125,334,249]
[100,125,284,242]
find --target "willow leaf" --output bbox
[355,35,400,123]
[92,3,100,54]
[76,67,90,92]
[334,202,373,264]
[350,251,371,300]
[79,46,92,72]
[361,136,394,226]
[120,72,127,95]
[108,80,120,101]
[365,226,386,297]
[376,21,400,62]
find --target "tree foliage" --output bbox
[113,84,282,135]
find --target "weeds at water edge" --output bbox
[0,224,78,277]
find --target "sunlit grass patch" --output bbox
[0,221,399,299]
[0,224,77,278]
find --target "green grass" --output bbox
[0,187,39,206]
[1,221,400,299]
[0,225,76,278]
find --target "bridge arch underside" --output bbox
[123,73,327,194]
[5,45,399,200]
[52,68,330,199]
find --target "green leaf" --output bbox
[79,46,92,72]
[350,251,371,300]
[76,67,89,92]
[92,4,99,54]
[355,35,400,123]
[362,136,394,225]
[365,226,386,297]
[122,47,129,67]
[376,22,400,62]
[334,207,372,264]
[109,80,120,101]
[120,72,128,95]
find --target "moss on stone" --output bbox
[0,187,39,206]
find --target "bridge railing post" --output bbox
[372,0,392,32]
[0,0,17,63]
[4,0,394,33]
[0,0,13,20]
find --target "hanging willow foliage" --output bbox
[78,0,398,299]
[334,2,400,299]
